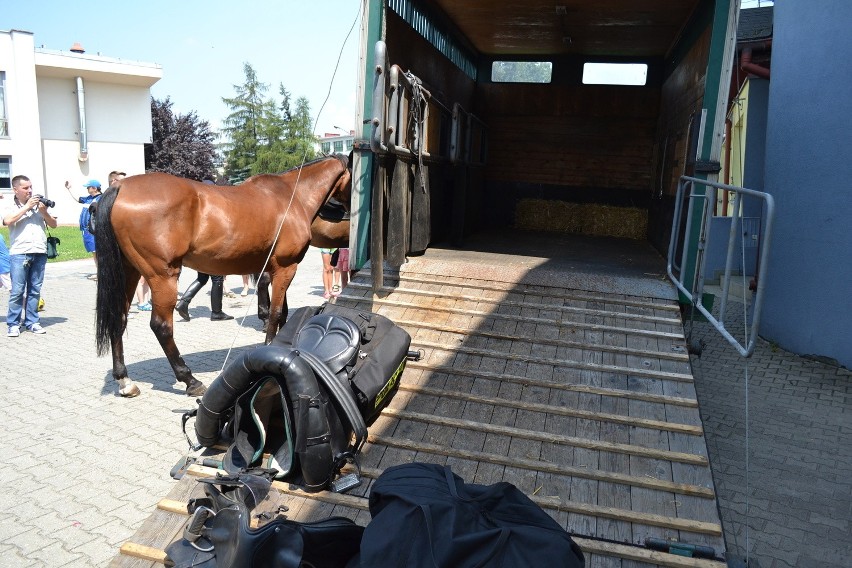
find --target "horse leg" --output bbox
[257,272,271,325]
[147,275,207,396]
[264,265,297,345]
[114,266,142,397]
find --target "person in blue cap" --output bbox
[64,179,102,278]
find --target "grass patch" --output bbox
[0,225,91,263]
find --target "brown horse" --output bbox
[256,204,351,325]
[94,155,351,397]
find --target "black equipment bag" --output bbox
[195,346,364,492]
[272,303,411,424]
[359,462,586,568]
[165,472,363,568]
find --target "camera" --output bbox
[36,195,56,208]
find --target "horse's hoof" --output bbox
[118,379,141,398]
[186,380,207,397]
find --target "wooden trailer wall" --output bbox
[375,0,720,257]
[648,20,715,254]
[477,60,662,240]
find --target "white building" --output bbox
[0,29,160,224]
[317,130,355,155]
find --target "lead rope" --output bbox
[219,1,364,373]
[404,70,428,193]
[738,213,751,565]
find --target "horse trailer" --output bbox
[341,1,742,565]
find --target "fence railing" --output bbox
[667,176,775,357]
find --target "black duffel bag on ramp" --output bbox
[358,462,586,568]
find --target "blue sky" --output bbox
[6,0,772,136]
[5,0,363,135]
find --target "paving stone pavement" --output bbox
[0,248,330,568]
[1,254,850,567]
[686,300,851,567]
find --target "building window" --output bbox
[0,157,11,189]
[321,142,331,154]
[346,139,353,151]
[582,63,648,86]
[0,72,8,137]
[333,140,344,153]
[491,61,552,83]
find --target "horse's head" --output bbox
[328,153,352,211]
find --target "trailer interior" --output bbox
[363,0,725,269]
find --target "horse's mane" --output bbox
[276,153,348,175]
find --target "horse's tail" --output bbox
[95,188,127,356]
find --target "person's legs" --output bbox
[333,248,350,294]
[82,230,97,273]
[7,254,27,333]
[175,272,209,320]
[135,278,152,310]
[321,250,334,299]
[23,253,47,330]
[0,272,10,291]
[210,275,233,321]
[241,274,250,296]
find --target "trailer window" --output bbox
[491,61,552,83]
[582,63,647,86]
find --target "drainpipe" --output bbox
[739,46,771,80]
[75,76,88,162]
[722,117,732,216]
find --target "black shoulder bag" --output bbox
[46,231,60,259]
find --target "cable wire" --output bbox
[218,2,364,373]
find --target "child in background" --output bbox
[0,233,10,292]
[332,248,350,296]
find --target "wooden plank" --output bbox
[396,383,703,435]
[117,544,170,566]
[395,317,691,361]
[338,296,684,340]
[359,270,681,312]
[368,434,713,499]
[345,281,682,325]
[624,307,680,546]
[412,340,695,383]
[382,407,707,465]
[572,537,725,568]
[406,362,699,407]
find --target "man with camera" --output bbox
[2,175,58,337]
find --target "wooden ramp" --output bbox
[112,241,727,568]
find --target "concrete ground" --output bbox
[0,251,849,567]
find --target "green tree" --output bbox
[222,66,318,180]
[284,96,318,164]
[147,97,216,180]
[221,63,268,183]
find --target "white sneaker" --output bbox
[28,323,46,334]
[7,326,20,338]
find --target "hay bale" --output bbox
[515,198,648,239]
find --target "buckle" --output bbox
[184,506,216,552]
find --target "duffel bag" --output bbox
[359,462,586,568]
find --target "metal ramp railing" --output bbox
[667,176,775,357]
